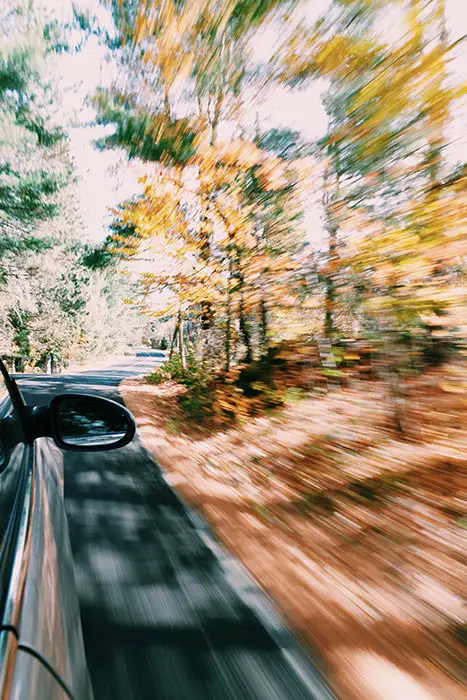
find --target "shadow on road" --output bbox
[17,359,333,700]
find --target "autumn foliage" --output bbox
[101,1,467,697]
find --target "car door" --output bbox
[0,360,93,699]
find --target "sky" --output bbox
[50,0,467,246]
[49,0,332,244]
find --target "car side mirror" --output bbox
[31,394,136,451]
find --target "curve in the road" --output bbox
[18,359,335,700]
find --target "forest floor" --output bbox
[121,369,467,700]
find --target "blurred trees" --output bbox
[111,138,306,372]
[2,0,465,390]
[0,0,143,369]
[272,0,466,426]
[0,0,67,358]
[280,0,467,350]
[92,0,467,424]
[0,2,66,281]
[96,0,313,375]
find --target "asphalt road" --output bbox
[17,357,334,700]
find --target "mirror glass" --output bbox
[55,395,129,448]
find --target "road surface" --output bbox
[17,356,334,700]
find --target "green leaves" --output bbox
[114,113,196,165]
[0,48,35,94]
[94,88,197,165]
[0,166,63,221]
[255,128,309,160]
[228,0,291,37]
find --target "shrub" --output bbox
[146,349,303,427]
[146,350,208,385]
[146,355,181,384]
[146,350,215,422]
[178,383,214,422]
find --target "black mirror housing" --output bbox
[29,393,136,452]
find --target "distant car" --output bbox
[0,360,136,699]
[135,349,167,359]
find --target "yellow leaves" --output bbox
[314,35,353,75]
[192,127,212,154]
[364,296,388,315]
[439,382,466,394]
[279,31,315,82]
[362,132,392,159]
[448,82,467,102]
[352,67,389,111]
[335,8,459,145]
[133,0,199,81]
[282,30,383,82]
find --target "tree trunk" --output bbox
[178,310,186,370]
[163,83,171,121]
[169,323,178,360]
[323,207,338,337]
[239,291,252,363]
[196,84,203,119]
[210,89,223,146]
[324,272,336,338]
[323,144,340,338]
[209,37,226,145]
[225,306,231,373]
[198,170,213,337]
[225,258,233,373]
[259,297,268,358]
[426,0,447,190]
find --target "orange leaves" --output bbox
[256,157,288,191]
[213,383,251,425]
[133,0,198,81]
[113,164,214,312]
[194,140,302,196]
[289,156,320,185]
[195,139,264,170]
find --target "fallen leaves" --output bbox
[122,365,467,700]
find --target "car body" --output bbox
[0,360,135,699]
